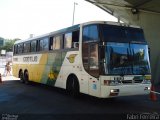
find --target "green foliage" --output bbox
[0,38,21,52]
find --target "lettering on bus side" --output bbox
[13,58,18,62]
[23,56,38,62]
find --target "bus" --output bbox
[12,21,151,98]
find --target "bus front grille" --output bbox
[121,79,143,84]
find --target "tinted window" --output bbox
[105,42,150,75]
[106,42,132,75]
[23,42,30,53]
[18,44,23,54]
[39,39,43,51]
[14,45,18,54]
[82,42,99,77]
[83,25,99,42]
[72,30,79,48]
[102,25,145,42]
[72,30,79,42]
[43,38,49,51]
[130,44,151,75]
[82,43,89,71]
[126,28,145,42]
[64,33,72,48]
[39,38,49,51]
[102,25,126,42]
[31,40,37,52]
[89,43,99,77]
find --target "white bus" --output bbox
[12,21,151,98]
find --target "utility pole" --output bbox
[72,2,78,25]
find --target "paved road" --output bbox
[0,80,160,120]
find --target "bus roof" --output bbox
[14,24,80,45]
[14,21,141,45]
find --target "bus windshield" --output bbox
[101,24,151,75]
[106,42,151,75]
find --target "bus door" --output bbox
[82,42,100,96]
[82,24,100,97]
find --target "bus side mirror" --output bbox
[73,42,79,48]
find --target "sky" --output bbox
[0,0,117,39]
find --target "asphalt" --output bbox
[0,79,160,120]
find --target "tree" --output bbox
[0,37,4,46]
[0,38,20,52]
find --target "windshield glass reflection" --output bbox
[106,42,151,75]
[131,44,151,75]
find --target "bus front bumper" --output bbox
[100,84,151,98]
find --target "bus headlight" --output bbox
[144,87,150,91]
[110,89,119,96]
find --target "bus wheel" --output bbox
[66,75,79,97]
[19,70,24,83]
[24,71,29,84]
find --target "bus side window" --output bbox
[64,33,72,49]
[18,43,23,54]
[37,40,40,51]
[31,40,37,52]
[43,38,49,51]
[16,45,18,54]
[83,25,99,42]
[14,45,18,54]
[39,38,49,51]
[49,37,53,50]
[72,30,79,48]
[53,35,62,50]
[82,25,99,77]
[23,42,30,53]
[39,39,43,51]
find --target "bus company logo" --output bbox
[13,58,18,62]
[23,56,38,62]
[67,54,77,63]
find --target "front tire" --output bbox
[66,75,79,97]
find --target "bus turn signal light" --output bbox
[104,80,110,85]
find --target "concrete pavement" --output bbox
[0,66,20,81]
[1,75,20,81]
